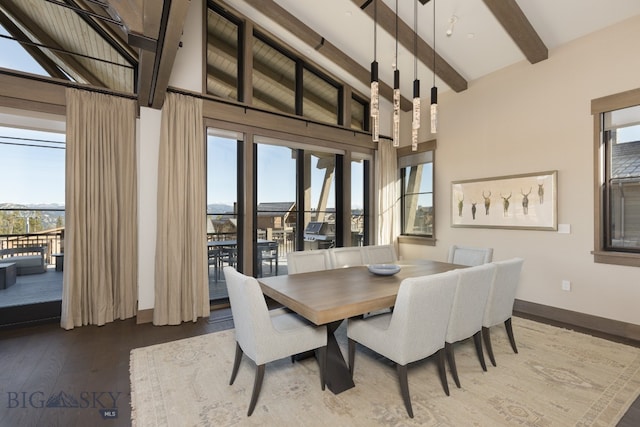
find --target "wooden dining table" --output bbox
[257,259,463,394]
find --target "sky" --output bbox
[0,126,66,205]
[1,25,363,210]
[0,25,47,76]
[207,136,365,210]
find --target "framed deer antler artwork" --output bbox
[451,170,557,230]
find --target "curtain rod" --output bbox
[0,69,138,100]
[167,87,392,143]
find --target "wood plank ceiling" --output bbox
[0,0,548,111]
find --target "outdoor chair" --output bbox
[207,246,222,281]
[482,258,525,366]
[224,266,327,416]
[347,270,458,418]
[257,241,278,277]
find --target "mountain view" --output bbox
[0,203,65,234]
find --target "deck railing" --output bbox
[0,229,64,265]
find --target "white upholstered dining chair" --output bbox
[347,270,458,418]
[329,246,365,268]
[482,258,524,366]
[286,249,331,274]
[445,263,496,388]
[223,266,327,416]
[364,244,397,264]
[447,245,493,266]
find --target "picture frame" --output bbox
[451,170,557,230]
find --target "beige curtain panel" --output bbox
[376,139,399,245]
[61,88,138,330]
[154,92,209,325]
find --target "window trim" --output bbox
[398,140,437,244]
[592,87,640,267]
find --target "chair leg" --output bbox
[396,364,413,418]
[229,342,243,385]
[505,317,518,354]
[473,331,487,371]
[247,364,265,417]
[436,348,450,396]
[445,342,460,388]
[482,326,497,367]
[317,346,327,391]
[348,338,356,378]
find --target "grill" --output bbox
[303,221,335,249]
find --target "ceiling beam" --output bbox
[103,0,156,51]
[240,0,412,111]
[482,0,548,64]
[355,0,468,93]
[107,0,190,109]
[146,0,191,108]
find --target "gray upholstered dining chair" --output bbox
[482,258,525,366]
[347,270,458,418]
[223,266,327,416]
[286,249,331,274]
[329,246,365,268]
[445,263,496,388]
[364,244,397,264]
[448,245,494,266]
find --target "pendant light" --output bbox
[411,0,420,151]
[430,0,438,134]
[370,0,379,142]
[392,0,400,147]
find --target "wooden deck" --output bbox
[0,260,288,309]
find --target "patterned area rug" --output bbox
[130,317,640,426]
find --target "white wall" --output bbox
[137,107,161,310]
[399,15,640,325]
[168,0,203,91]
[137,0,203,311]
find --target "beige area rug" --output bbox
[130,317,640,426]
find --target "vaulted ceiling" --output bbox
[232,0,640,107]
[2,0,640,111]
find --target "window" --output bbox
[256,138,343,253]
[206,3,371,130]
[302,67,339,124]
[206,129,242,302]
[351,156,370,246]
[350,95,369,131]
[252,34,296,115]
[206,5,241,101]
[0,6,135,93]
[399,148,434,239]
[593,88,640,266]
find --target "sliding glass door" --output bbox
[255,142,297,276]
[206,129,242,303]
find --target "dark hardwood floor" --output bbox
[0,310,638,427]
[0,309,234,427]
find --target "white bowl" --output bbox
[367,264,401,276]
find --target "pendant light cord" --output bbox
[432,0,436,86]
[395,0,398,68]
[414,0,417,78]
[374,0,377,60]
